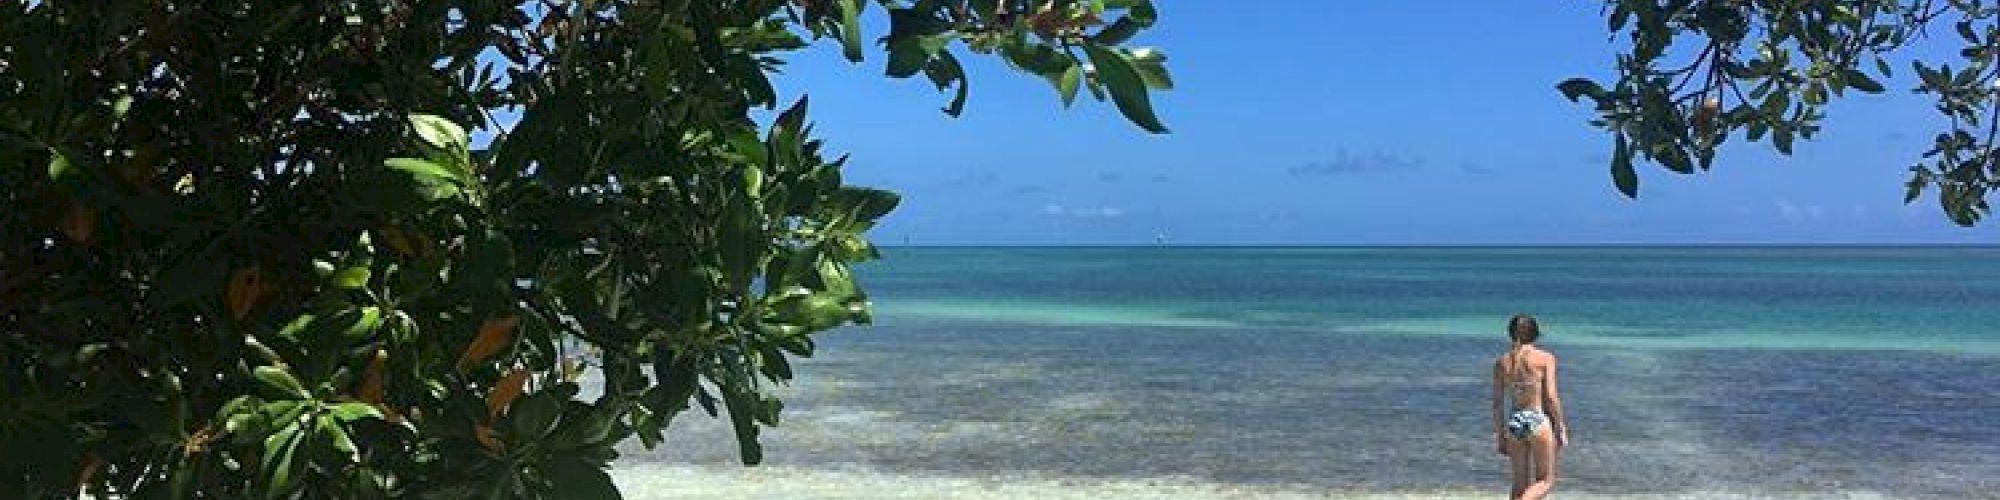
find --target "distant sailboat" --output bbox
[1154,231,1168,246]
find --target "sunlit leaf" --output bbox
[409,114,468,153]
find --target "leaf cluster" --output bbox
[0,1,1169,498]
[1563,0,1999,225]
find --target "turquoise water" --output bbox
[870,247,2000,355]
[624,247,2000,498]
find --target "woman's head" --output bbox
[1507,314,1540,344]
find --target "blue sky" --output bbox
[764,2,1994,245]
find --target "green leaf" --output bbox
[548,404,619,450]
[264,401,310,432]
[1761,91,1790,119]
[720,386,764,465]
[1002,43,1072,75]
[1657,144,1694,174]
[338,306,385,343]
[1843,68,1885,93]
[830,187,900,223]
[756,342,795,380]
[1093,17,1142,45]
[1914,61,1944,89]
[276,313,319,341]
[261,423,304,499]
[1058,64,1083,107]
[1611,136,1637,198]
[409,114,468,153]
[923,51,970,116]
[1083,44,1169,133]
[742,166,765,197]
[887,34,953,78]
[1556,78,1606,102]
[168,462,194,500]
[1127,48,1173,90]
[385,158,461,185]
[648,347,701,419]
[254,365,310,399]
[327,402,383,422]
[836,0,864,62]
[540,458,623,500]
[46,148,74,183]
[111,95,133,122]
[332,267,371,289]
[320,415,359,461]
[509,391,563,440]
[1119,1,1158,26]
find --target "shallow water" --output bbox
[615,247,2000,499]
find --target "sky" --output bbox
[761,2,1997,245]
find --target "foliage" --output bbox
[1562,0,2000,225]
[0,0,1169,498]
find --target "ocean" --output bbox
[612,247,2000,499]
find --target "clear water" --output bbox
[617,247,2000,499]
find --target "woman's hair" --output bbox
[1508,314,1540,344]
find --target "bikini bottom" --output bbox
[1505,409,1548,440]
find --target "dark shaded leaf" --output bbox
[1556,78,1605,102]
[1612,136,1638,198]
[541,458,622,500]
[923,51,970,116]
[720,386,764,465]
[1843,68,1885,93]
[1083,45,1168,133]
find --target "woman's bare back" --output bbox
[1496,346,1552,412]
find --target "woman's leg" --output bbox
[1507,436,1531,499]
[1519,428,1559,500]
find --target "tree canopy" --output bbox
[1563,0,2000,226]
[0,1,1169,498]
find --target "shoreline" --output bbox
[608,463,1913,500]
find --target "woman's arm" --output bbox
[1543,354,1568,447]
[1491,358,1507,454]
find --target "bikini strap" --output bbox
[1510,345,1534,397]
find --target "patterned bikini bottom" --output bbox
[1505,409,1548,440]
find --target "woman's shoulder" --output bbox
[1531,346,1558,363]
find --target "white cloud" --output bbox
[1775,199,1826,223]
[1038,204,1126,219]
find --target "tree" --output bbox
[0,1,1169,498]
[1562,0,2000,225]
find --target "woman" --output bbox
[1491,314,1567,500]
